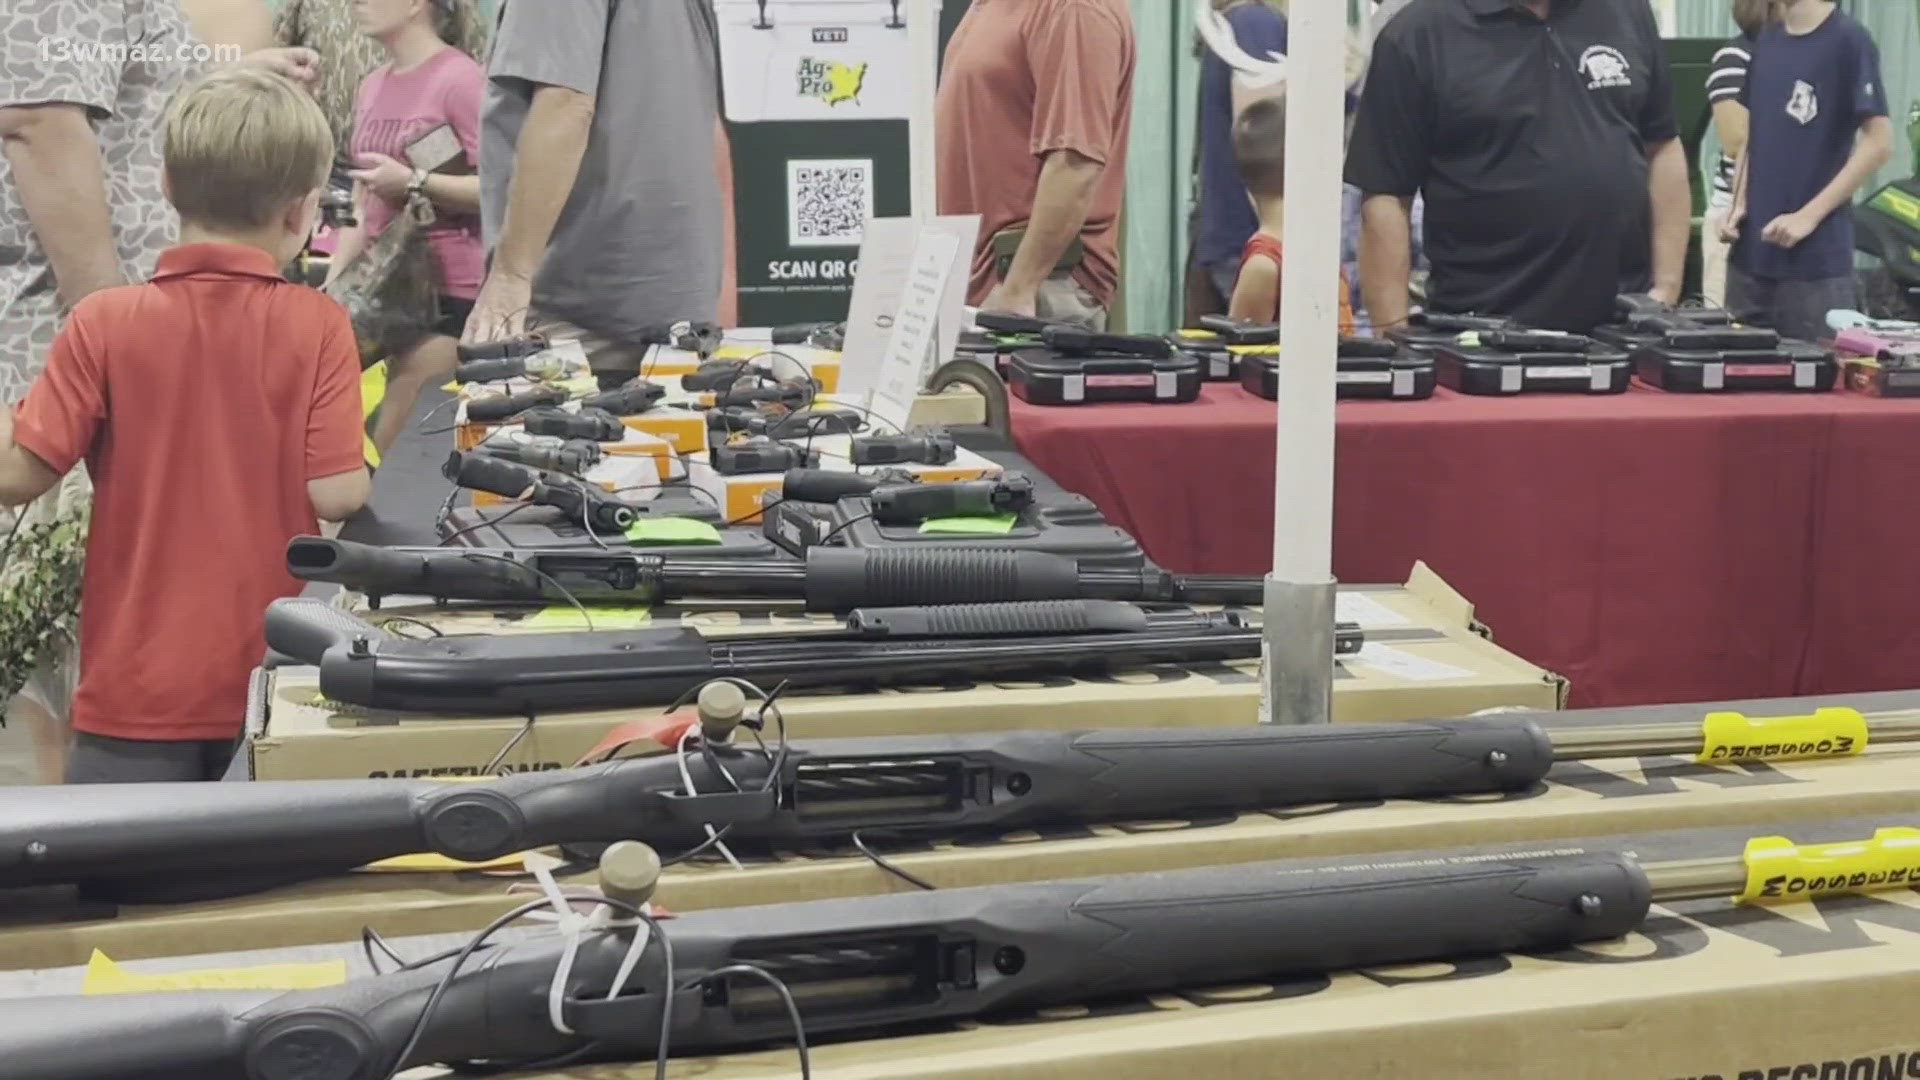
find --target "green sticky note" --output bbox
[525,605,651,630]
[919,514,1019,535]
[624,517,723,545]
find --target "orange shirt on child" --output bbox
[1239,232,1356,334]
[12,243,364,741]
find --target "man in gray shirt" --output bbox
[467,0,724,375]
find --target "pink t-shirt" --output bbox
[352,47,485,300]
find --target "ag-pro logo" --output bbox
[798,57,867,106]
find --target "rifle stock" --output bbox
[1,853,1649,1078]
[0,719,1551,902]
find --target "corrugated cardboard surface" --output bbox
[11,689,1919,971]
[249,564,1564,782]
[414,813,1920,1080]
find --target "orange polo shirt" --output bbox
[936,0,1137,308]
[12,243,364,741]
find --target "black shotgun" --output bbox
[0,714,1534,902]
[263,597,1339,715]
[0,850,1651,1079]
[287,536,1270,609]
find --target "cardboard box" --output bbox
[16,688,1920,972]
[405,812,1920,1080]
[247,564,1564,781]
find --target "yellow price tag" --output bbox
[524,605,652,630]
[920,514,1019,536]
[83,950,346,995]
[1739,828,1920,904]
[1696,707,1868,765]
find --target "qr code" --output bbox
[787,158,873,248]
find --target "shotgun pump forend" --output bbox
[285,537,1272,609]
[0,716,1542,902]
[0,850,1648,1077]
[259,595,1326,714]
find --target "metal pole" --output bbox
[1262,0,1344,725]
[907,0,942,221]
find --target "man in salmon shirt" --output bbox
[936,0,1136,331]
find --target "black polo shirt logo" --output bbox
[1579,45,1632,90]
[1787,79,1819,125]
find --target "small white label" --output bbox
[1526,365,1592,380]
[1211,356,1230,379]
[1062,374,1086,403]
[1500,365,1523,392]
[1589,366,1610,392]
[1154,371,1178,398]
[1335,592,1411,630]
[1793,361,1817,389]
[1336,371,1392,385]
[1353,644,1474,682]
[1703,363,1725,390]
[1392,369,1415,396]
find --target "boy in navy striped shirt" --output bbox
[1721,0,1893,342]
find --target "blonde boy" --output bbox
[0,68,369,783]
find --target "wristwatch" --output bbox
[406,168,428,195]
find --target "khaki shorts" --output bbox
[1035,275,1109,332]
[529,312,652,380]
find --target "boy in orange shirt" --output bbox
[1228,97,1356,333]
[0,68,370,783]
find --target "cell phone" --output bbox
[405,125,466,172]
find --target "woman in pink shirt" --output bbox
[324,0,484,456]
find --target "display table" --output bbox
[1012,383,1920,707]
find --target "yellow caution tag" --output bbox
[1696,707,1869,765]
[710,345,766,361]
[360,851,529,873]
[83,950,346,995]
[1176,329,1221,342]
[1228,344,1280,357]
[1738,828,1920,904]
[558,375,599,396]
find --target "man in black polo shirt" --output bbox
[1347,0,1691,334]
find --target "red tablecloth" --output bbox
[1011,382,1920,708]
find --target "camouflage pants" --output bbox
[0,468,88,721]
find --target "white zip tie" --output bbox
[678,723,744,871]
[530,853,588,1036]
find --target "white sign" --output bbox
[868,229,962,432]
[839,214,979,403]
[714,0,914,122]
